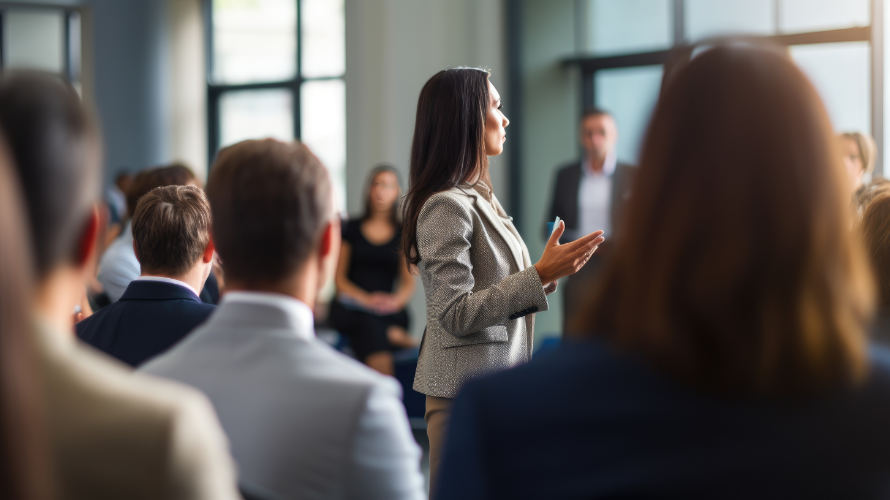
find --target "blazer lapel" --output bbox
[463,188,525,272]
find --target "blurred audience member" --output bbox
[861,191,890,342]
[330,164,416,375]
[77,185,216,367]
[97,162,221,303]
[143,139,424,500]
[0,70,239,500]
[106,170,133,225]
[437,42,890,499]
[545,108,636,331]
[0,139,52,499]
[841,131,877,194]
[855,176,890,216]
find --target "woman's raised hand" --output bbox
[534,221,605,285]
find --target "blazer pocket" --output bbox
[441,324,508,349]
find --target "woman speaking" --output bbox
[402,67,605,489]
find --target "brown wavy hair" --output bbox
[572,41,875,395]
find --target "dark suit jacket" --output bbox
[437,338,890,500]
[545,160,635,241]
[76,280,215,367]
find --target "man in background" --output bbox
[546,108,635,331]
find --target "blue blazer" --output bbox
[437,338,890,500]
[76,280,215,367]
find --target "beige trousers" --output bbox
[424,395,453,498]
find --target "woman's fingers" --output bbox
[545,220,565,249]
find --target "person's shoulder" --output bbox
[457,337,634,409]
[302,339,401,394]
[554,161,582,178]
[418,188,475,221]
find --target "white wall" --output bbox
[345,0,508,336]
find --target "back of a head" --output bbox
[580,42,874,395]
[0,70,98,280]
[125,163,198,219]
[861,192,890,312]
[0,141,51,499]
[207,139,331,286]
[132,185,211,276]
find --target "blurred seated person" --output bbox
[105,170,133,227]
[841,131,877,195]
[436,41,890,499]
[97,163,220,304]
[0,69,238,499]
[861,192,890,343]
[77,185,216,367]
[330,164,417,375]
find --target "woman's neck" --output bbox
[367,208,392,223]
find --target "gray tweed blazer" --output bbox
[413,185,549,398]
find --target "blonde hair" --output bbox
[841,131,877,176]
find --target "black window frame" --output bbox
[560,0,885,174]
[0,3,82,85]
[204,0,345,165]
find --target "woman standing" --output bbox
[331,164,416,375]
[403,67,605,489]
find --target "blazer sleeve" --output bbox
[417,193,548,338]
[164,391,241,500]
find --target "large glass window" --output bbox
[684,0,774,40]
[573,0,882,173]
[584,0,672,54]
[594,65,663,163]
[0,6,81,87]
[791,42,871,133]
[208,0,345,207]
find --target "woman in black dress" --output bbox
[331,165,417,375]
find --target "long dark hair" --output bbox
[402,67,490,265]
[360,163,401,227]
[575,41,874,395]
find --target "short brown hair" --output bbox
[207,139,332,286]
[574,41,874,395]
[132,185,211,276]
[125,163,198,221]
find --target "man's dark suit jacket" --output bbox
[76,280,215,367]
[545,160,635,241]
[437,339,890,500]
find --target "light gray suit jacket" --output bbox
[142,295,424,500]
[413,185,549,398]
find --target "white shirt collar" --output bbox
[220,291,315,341]
[135,276,200,298]
[582,152,617,177]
